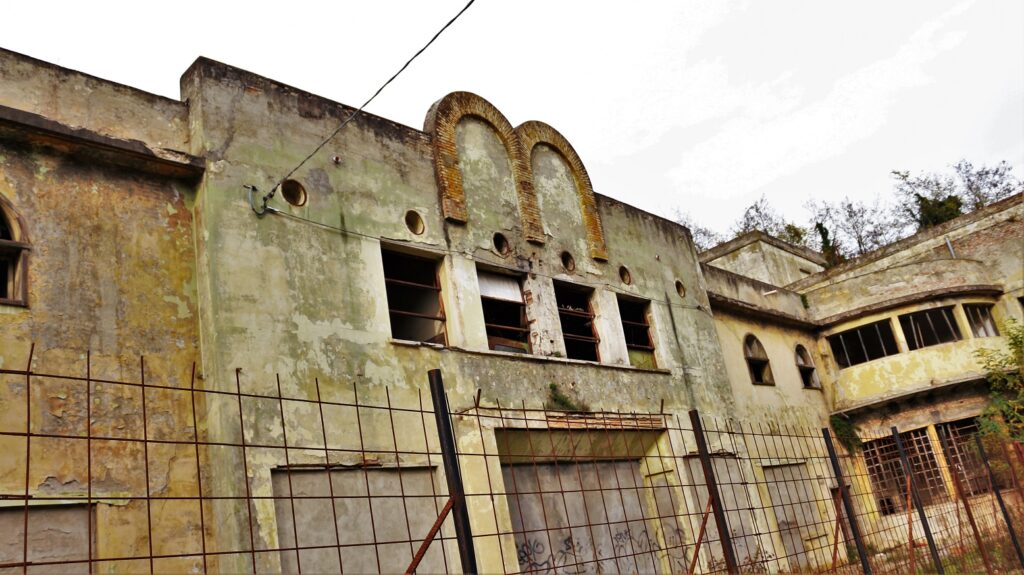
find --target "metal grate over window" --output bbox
[478,269,531,353]
[862,428,948,515]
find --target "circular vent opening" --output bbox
[281,179,307,207]
[405,210,425,235]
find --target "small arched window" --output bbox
[795,345,820,389]
[0,198,29,306]
[743,335,774,385]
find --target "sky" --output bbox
[5,1,1022,234]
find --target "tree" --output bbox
[673,209,724,252]
[730,195,811,247]
[976,319,1024,442]
[891,160,1022,231]
[807,197,901,258]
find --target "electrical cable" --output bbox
[251,0,477,215]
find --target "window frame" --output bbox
[553,281,600,362]
[743,334,774,386]
[0,197,30,307]
[617,295,656,368]
[963,303,999,338]
[898,305,962,351]
[794,345,820,389]
[827,319,900,369]
[380,247,447,345]
[477,268,531,354]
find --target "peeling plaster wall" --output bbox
[712,310,829,426]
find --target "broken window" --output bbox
[827,320,899,368]
[478,269,530,353]
[963,304,999,338]
[0,504,94,573]
[899,306,962,351]
[0,202,28,305]
[794,345,819,389]
[618,296,655,369]
[743,335,774,385]
[553,281,599,361]
[381,248,446,344]
[863,427,947,514]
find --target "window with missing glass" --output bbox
[963,304,999,338]
[827,320,899,368]
[898,306,961,351]
[0,200,29,305]
[617,296,655,369]
[554,282,599,362]
[794,345,819,389]
[478,269,530,353]
[381,248,446,344]
[744,335,774,385]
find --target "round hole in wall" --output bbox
[405,210,425,235]
[675,280,686,299]
[281,179,307,207]
[493,232,511,256]
[560,251,576,272]
[619,266,632,285]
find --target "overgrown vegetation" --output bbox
[829,414,862,453]
[976,318,1024,441]
[675,159,1023,260]
[544,383,590,412]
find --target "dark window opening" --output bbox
[827,320,899,368]
[863,427,947,514]
[795,345,819,389]
[744,335,774,385]
[382,249,446,344]
[478,270,530,354]
[0,205,28,304]
[618,296,655,369]
[963,304,999,338]
[554,282,599,362]
[899,306,961,351]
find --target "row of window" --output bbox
[742,335,821,389]
[827,303,1000,369]
[381,248,658,368]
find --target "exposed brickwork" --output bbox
[424,92,545,243]
[515,121,608,262]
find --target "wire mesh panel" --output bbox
[2,351,1023,574]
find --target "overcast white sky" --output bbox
[6,1,1022,233]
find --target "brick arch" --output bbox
[424,92,545,244]
[515,121,608,261]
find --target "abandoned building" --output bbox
[1,46,1022,574]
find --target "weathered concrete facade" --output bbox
[1,46,1022,573]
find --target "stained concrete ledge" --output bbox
[0,104,204,182]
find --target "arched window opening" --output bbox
[795,345,820,389]
[744,335,774,386]
[0,200,29,305]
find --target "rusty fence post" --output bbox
[689,410,739,575]
[891,426,944,575]
[428,369,478,574]
[935,426,994,575]
[822,428,872,574]
[975,434,1024,570]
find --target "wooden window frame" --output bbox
[478,269,531,354]
[963,303,999,338]
[794,345,820,389]
[898,306,962,351]
[827,319,899,369]
[381,247,447,345]
[553,281,600,362]
[0,197,29,307]
[743,335,774,386]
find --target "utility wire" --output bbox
[252,0,477,214]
